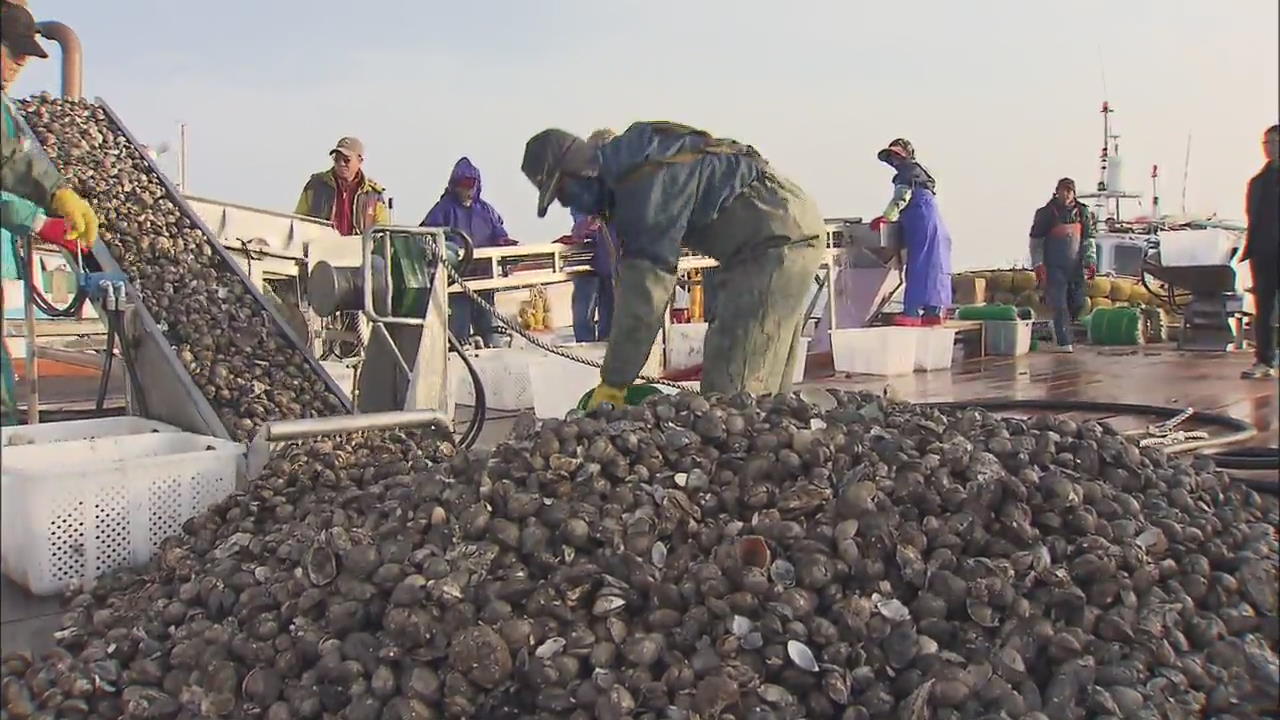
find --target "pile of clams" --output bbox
[17,95,345,441]
[3,389,1277,719]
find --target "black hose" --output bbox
[111,310,148,417]
[448,331,486,449]
[920,398,1257,454]
[1204,446,1280,471]
[16,241,86,318]
[1226,472,1280,496]
[95,309,116,411]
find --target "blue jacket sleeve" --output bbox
[420,200,449,228]
[0,190,47,235]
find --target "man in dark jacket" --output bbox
[1241,124,1279,379]
[1029,177,1096,352]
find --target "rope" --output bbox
[440,257,692,391]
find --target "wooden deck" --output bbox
[802,344,1278,448]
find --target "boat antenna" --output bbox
[1180,133,1192,217]
[1151,164,1160,227]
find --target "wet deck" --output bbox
[2,344,1275,656]
[802,344,1278,447]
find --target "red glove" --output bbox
[870,216,889,232]
[1086,264,1097,280]
[36,217,81,254]
[1034,264,1046,287]
[497,237,518,246]
[553,235,577,245]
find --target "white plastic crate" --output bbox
[2,416,180,447]
[831,327,918,376]
[666,323,709,371]
[984,320,1033,357]
[914,327,958,372]
[448,348,541,410]
[1,432,244,595]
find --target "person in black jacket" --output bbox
[1241,124,1278,379]
[1029,178,1096,352]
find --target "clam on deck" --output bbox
[2,344,1276,656]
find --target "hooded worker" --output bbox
[522,121,826,408]
[555,128,621,343]
[421,157,516,347]
[1029,177,1096,352]
[869,139,952,325]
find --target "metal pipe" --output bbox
[33,21,82,99]
[22,233,39,424]
[258,409,451,442]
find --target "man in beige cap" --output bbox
[295,136,389,236]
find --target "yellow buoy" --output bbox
[990,271,1014,293]
[1092,297,1114,309]
[1109,278,1133,302]
[1011,270,1038,293]
[1086,276,1112,298]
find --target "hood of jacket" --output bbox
[443,157,484,200]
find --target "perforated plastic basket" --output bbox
[1,416,180,447]
[1,432,244,595]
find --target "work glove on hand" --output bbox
[553,235,577,245]
[496,237,518,246]
[35,217,81,255]
[50,188,99,249]
[870,216,889,232]
[585,383,627,411]
[1034,264,1047,287]
[1085,264,1097,280]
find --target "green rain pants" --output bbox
[602,172,826,397]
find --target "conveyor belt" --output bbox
[17,97,351,440]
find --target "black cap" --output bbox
[521,128,593,218]
[0,2,48,59]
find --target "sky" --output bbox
[12,0,1278,270]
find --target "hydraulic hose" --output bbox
[1204,446,1280,471]
[17,241,86,318]
[448,330,486,450]
[111,310,148,417]
[95,309,116,411]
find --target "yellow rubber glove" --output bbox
[585,384,627,411]
[50,188,99,250]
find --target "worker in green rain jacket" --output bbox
[522,122,826,408]
[1,1,101,423]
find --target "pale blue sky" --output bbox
[13,0,1278,269]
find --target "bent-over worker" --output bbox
[1029,177,1096,353]
[870,138,952,325]
[295,136,390,236]
[521,121,826,407]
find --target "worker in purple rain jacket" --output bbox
[421,157,516,347]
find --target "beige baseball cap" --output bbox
[330,136,364,158]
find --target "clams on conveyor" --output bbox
[2,389,1277,719]
[17,95,345,442]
